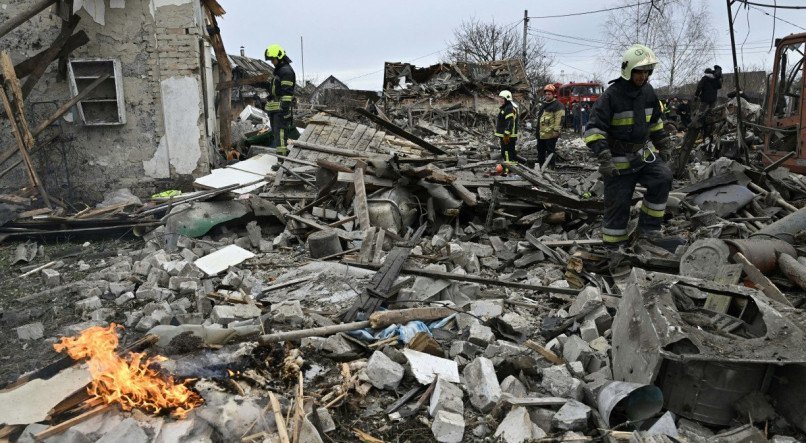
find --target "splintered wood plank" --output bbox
[353,166,371,232]
[334,123,359,148]
[358,227,378,264]
[356,127,377,152]
[344,124,369,150]
[323,122,349,147]
[733,252,792,307]
[367,130,386,153]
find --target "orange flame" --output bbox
[53,323,203,418]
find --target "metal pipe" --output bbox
[0,0,57,40]
[753,206,806,244]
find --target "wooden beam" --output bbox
[0,74,110,178]
[733,252,793,307]
[0,51,51,208]
[352,164,371,231]
[203,0,232,151]
[354,107,447,155]
[14,31,88,80]
[0,0,58,40]
[21,16,81,98]
[34,404,115,440]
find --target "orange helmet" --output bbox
[544,84,556,93]
[495,164,504,174]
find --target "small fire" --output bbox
[53,323,203,418]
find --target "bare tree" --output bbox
[600,0,716,93]
[446,19,555,89]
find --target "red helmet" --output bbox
[544,84,556,93]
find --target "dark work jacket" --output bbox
[495,101,519,138]
[582,79,669,172]
[265,59,296,115]
[695,73,721,105]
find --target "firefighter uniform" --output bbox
[495,90,519,173]
[583,44,675,246]
[264,45,296,156]
[537,93,564,168]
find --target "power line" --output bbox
[532,29,771,50]
[747,4,806,30]
[529,30,771,53]
[343,49,444,83]
[736,1,806,9]
[527,1,655,19]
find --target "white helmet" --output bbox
[499,90,513,101]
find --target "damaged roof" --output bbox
[383,58,531,96]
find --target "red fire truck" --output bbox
[553,81,604,107]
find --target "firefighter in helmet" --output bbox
[264,44,296,166]
[537,84,565,168]
[495,90,519,175]
[583,44,678,248]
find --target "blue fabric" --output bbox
[347,314,456,344]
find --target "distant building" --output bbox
[311,75,349,104]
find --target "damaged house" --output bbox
[0,0,221,203]
[382,58,531,135]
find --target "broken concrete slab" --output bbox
[402,348,460,384]
[468,299,504,319]
[96,417,148,443]
[366,350,404,390]
[468,321,495,346]
[500,375,528,398]
[568,286,602,316]
[552,400,591,432]
[0,366,92,425]
[270,300,304,325]
[429,378,464,417]
[15,322,44,340]
[463,356,501,412]
[494,406,546,443]
[541,365,584,401]
[431,410,465,443]
[209,304,261,325]
[194,245,255,276]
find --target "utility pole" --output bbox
[522,10,529,66]
[725,0,749,164]
[300,36,305,87]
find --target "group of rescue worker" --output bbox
[262,41,678,249]
[495,44,679,249]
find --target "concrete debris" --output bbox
[463,356,502,412]
[552,400,591,432]
[431,410,465,443]
[494,406,546,443]
[366,350,404,390]
[429,378,464,417]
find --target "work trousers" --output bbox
[537,137,558,168]
[601,160,672,244]
[499,137,517,171]
[269,112,292,155]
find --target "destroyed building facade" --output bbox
[0,0,218,202]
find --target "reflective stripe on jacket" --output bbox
[265,60,296,114]
[495,100,519,138]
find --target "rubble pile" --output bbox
[3,105,806,443]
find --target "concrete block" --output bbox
[16,322,44,340]
[449,340,481,359]
[366,351,404,390]
[468,322,495,346]
[431,410,465,443]
[135,316,159,332]
[245,221,262,248]
[514,252,544,268]
[220,271,242,288]
[552,400,591,432]
[541,365,584,401]
[563,335,593,365]
[402,349,460,384]
[429,378,464,417]
[480,256,502,270]
[41,268,61,286]
[529,408,555,433]
[168,276,198,291]
[567,361,586,378]
[209,304,261,325]
[132,260,152,276]
[90,308,116,322]
[109,281,135,297]
[461,242,494,258]
[463,357,501,412]
[271,300,304,325]
[589,336,611,354]
[115,292,135,306]
[307,229,342,259]
[76,296,103,312]
[579,319,599,342]
[495,406,546,443]
[178,281,198,295]
[469,299,504,319]
[568,286,602,316]
[500,312,531,335]
[500,375,527,398]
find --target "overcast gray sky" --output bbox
[218,0,806,91]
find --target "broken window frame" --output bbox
[67,58,126,126]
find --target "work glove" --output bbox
[597,150,618,178]
[503,134,511,144]
[654,137,675,162]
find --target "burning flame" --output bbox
[53,323,203,418]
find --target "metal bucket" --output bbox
[597,381,664,428]
[724,238,797,273]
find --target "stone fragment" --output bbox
[463,357,501,412]
[109,281,135,297]
[552,400,591,432]
[567,361,585,378]
[500,311,530,335]
[431,410,465,443]
[500,375,528,398]
[178,281,198,296]
[309,407,336,433]
[589,336,611,353]
[41,268,61,286]
[76,296,103,312]
[563,335,594,365]
[90,308,116,322]
[429,378,464,417]
[514,252,544,268]
[134,316,158,332]
[529,408,555,433]
[16,322,44,340]
[541,365,584,401]
[495,406,546,443]
[366,351,404,390]
[307,229,342,259]
[449,340,481,359]
[402,349,460,384]
[245,221,262,248]
[271,300,304,325]
[220,271,242,288]
[569,286,602,316]
[677,418,715,441]
[468,322,495,346]
[579,319,599,342]
[469,299,504,319]
[210,304,261,325]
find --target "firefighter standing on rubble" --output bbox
[495,90,519,175]
[583,44,677,248]
[264,44,296,169]
[537,84,565,168]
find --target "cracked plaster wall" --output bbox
[0,0,214,204]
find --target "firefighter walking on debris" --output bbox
[537,84,565,169]
[495,90,519,175]
[264,44,296,168]
[583,44,677,248]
